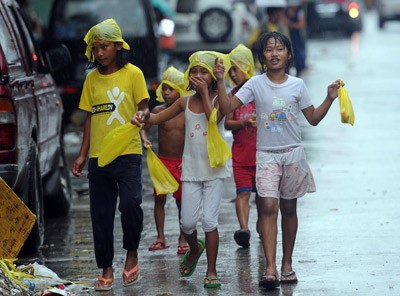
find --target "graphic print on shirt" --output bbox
[190,122,207,138]
[262,95,295,133]
[106,86,125,125]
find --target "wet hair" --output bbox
[86,43,128,70]
[256,31,294,73]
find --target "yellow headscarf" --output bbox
[83,18,130,62]
[184,51,231,90]
[227,44,255,86]
[156,66,193,102]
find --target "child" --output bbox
[284,0,307,76]
[71,19,150,291]
[214,31,341,290]
[225,44,260,248]
[140,66,191,254]
[132,51,231,289]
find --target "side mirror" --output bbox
[158,18,175,37]
[45,44,72,73]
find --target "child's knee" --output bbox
[202,219,218,232]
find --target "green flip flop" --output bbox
[179,239,205,277]
[204,277,221,289]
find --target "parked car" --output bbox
[44,0,161,125]
[168,0,259,57]
[305,0,363,37]
[0,0,72,254]
[377,0,400,28]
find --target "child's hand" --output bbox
[244,114,257,127]
[131,111,147,126]
[72,156,86,177]
[189,76,208,95]
[142,139,152,148]
[327,80,341,101]
[213,57,225,81]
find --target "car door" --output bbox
[9,5,62,174]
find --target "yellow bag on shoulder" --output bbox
[206,108,232,168]
[338,80,355,126]
[146,145,179,195]
[98,123,141,167]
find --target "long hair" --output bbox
[256,31,294,73]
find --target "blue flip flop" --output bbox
[179,239,205,277]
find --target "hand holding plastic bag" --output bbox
[206,108,232,168]
[338,80,355,126]
[98,123,141,167]
[146,145,179,195]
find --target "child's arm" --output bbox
[131,99,150,126]
[225,111,257,131]
[140,124,152,148]
[214,58,243,115]
[302,80,340,126]
[132,97,184,126]
[72,112,91,177]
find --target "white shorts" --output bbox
[256,146,316,199]
[181,179,224,233]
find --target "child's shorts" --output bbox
[153,156,182,201]
[232,164,256,194]
[256,146,316,200]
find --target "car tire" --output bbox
[198,8,233,43]
[43,144,72,218]
[21,141,44,255]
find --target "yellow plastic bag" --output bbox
[98,123,141,167]
[146,145,179,195]
[206,108,232,168]
[338,80,355,126]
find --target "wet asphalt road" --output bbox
[24,11,400,296]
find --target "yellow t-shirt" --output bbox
[79,63,149,158]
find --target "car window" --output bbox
[0,17,19,65]
[53,0,148,40]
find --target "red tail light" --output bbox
[0,98,16,163]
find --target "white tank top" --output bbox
[181,96,231,181]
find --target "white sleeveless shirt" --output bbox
[181,96,231,181]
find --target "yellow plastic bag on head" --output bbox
[146,145,179,195]
[206,108,232,168]
[98,123,141,167]
[338,80,355,126]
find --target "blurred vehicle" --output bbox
[0,0,72,253]
[377,0,400,28]
[305,0,363,37]
[44,0,161,126]
[168,0,259,57]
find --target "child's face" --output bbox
[161,84,180,106]
[228,62,247,86]
[91,40,122,67]
[188,65,212,91]
[262,37,290,71]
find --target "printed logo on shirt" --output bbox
[92,103,115,114]
[107,87,126,125]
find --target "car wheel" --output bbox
[198,8,233,43]
[21,141,44,254]
[43,144,72,217]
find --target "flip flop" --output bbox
[179,239,205,277]
[122,264,140,286]
[148,241,170,251]
[95,276,114,291]
[234,229,251,248]
[204,277,221,289]
[259,274,280,291]
[280,271,298,284]
[177,244,190,254]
